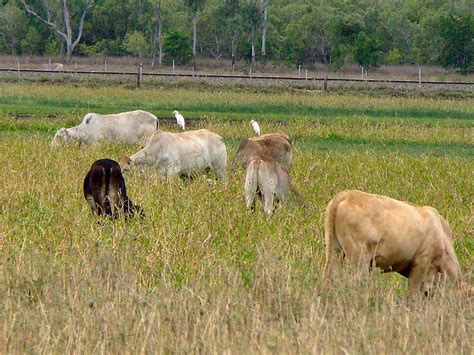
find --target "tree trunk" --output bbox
[151,0,162,67]
[251,27,256,65]
[192,12,197,71]
[66,44,73,63]
[61,0,73,62]
[158,11,163,65]
[261,0,269,60]
[231,29,237,67]
[59,32,65,61]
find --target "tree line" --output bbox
[0,0,472,71]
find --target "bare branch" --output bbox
[72,3,94,47]
[40,0,52,22]
[19,0,67,42]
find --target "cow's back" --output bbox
[333,191,430,272]
[236,133,292,169]
[81,110,158,143]
[142,129,226,177]
[83,159,127,216]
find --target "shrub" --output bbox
[388,48,402,64]
[124,31,149,58]
[163,30,192,65]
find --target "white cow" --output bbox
[51,110,159,147]
[120,129,227,180]
[42,63,63,71]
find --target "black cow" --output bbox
[83,159,144,218]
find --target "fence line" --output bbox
[0,67,473,86]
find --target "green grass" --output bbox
[1,82,473,123]
[1,82,473,353]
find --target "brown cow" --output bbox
[83,159,143,218]
[234,133,292,169]
[244,156,294,215]
[324,190,468,296]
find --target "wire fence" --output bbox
[1,67,473,87]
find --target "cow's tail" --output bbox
[244,160,259,210]
[324,192,346,279]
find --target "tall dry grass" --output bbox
[1,114,472,352]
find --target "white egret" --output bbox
[173,110,185,130]
[250,119,260,136]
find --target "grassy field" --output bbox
[1,82,473,353]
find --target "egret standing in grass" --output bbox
[173,110,185,131]
[250,120,260,136]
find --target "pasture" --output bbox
[1,82,473,353]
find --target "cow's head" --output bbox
[50,128,70,147]
[119,156,132,171]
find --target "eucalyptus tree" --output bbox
[184,0,207,70]
[260,0,269,60]
[223,0,241,66]
[19,0,95,62]
[151,0,163,66]
[240,0,262,65]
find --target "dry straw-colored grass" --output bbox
[0,87,472,353]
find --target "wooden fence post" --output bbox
[137,63,143,88]
[323,74,328,92]
[172,60,175,74]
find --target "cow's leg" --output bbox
[159,162,181,178]
[86,195,98,215]
[245,191,256,210]
[212,156,227,181]
[421,267,443,297]
[407,260,430,297]
[245,183,257,211]
[244,162,258,211]
[215,167,226,181]
[337,237,372,275]
[262,190,275,215]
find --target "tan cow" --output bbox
[234,133,292,169]
[324,190,467,296]
[244,156,294,215]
